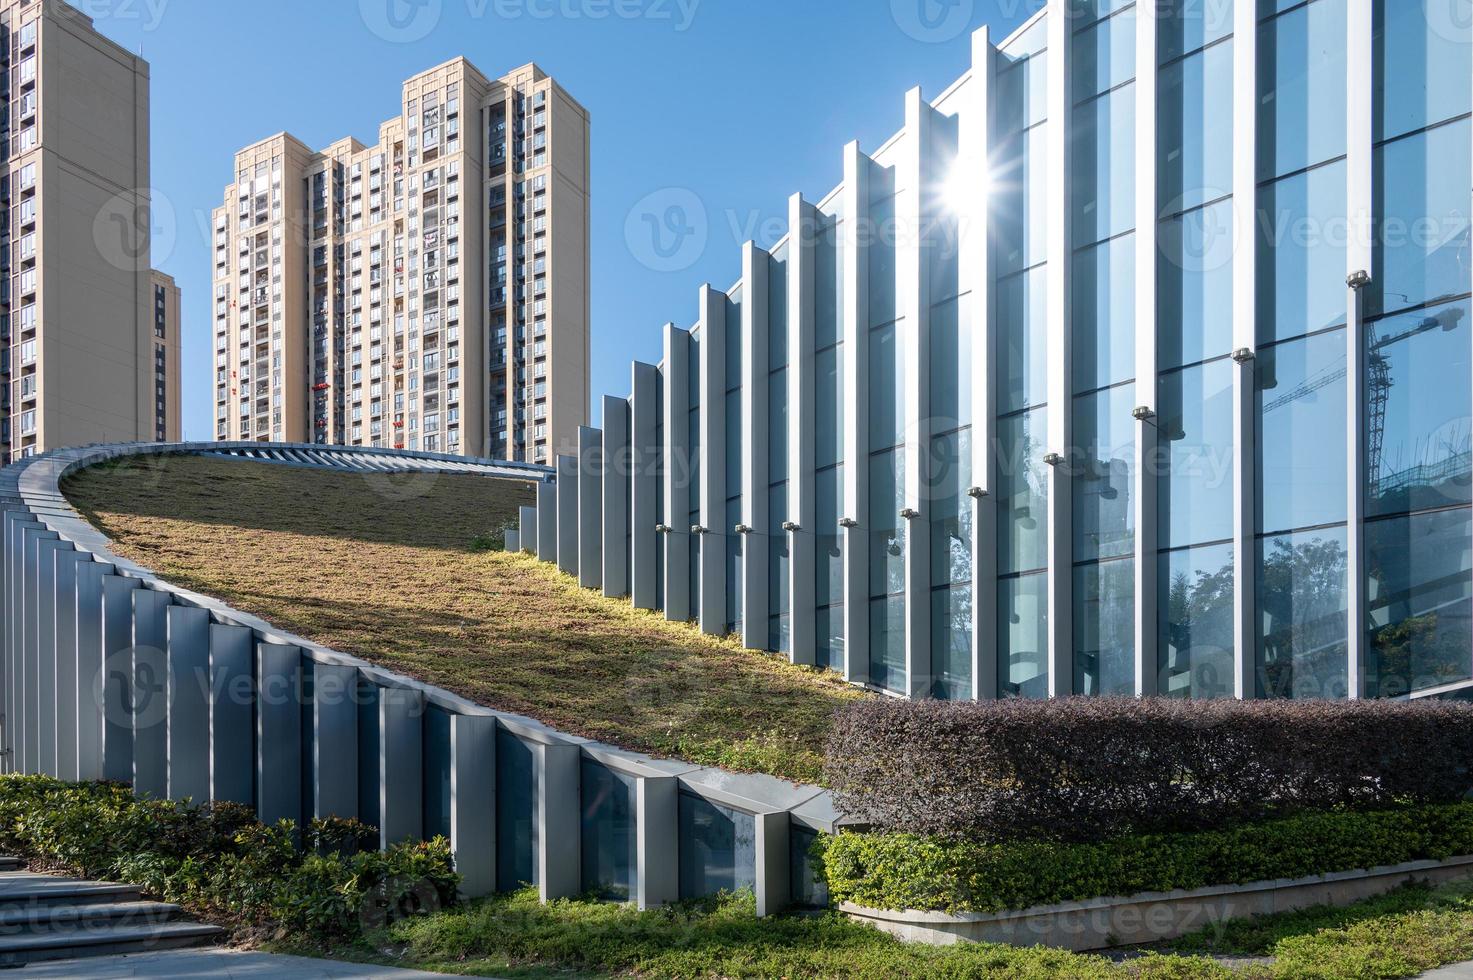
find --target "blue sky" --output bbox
[85,0,1041,438]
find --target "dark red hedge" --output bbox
[822,697,1473,843]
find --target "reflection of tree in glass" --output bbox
[1370,613,1473,698]
[1165,557,1233,698]
[1258,536,1348,699]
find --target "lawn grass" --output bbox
[62,454,865,783]
[277,879,1473,979]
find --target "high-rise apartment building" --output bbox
[148,269,180,443]
[211,59,590,464]
[1,0,177,462]
[532,2,1473,705]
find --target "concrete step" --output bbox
[0,872,141,908]
[0,857,23,872]
[0,919,224,967]
[0,898,182,931]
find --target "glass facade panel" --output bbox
[931,586,973,700]
[495,728,536,893]
[1367,298,1473,517]
[997,125,1049,276]
[1159,197,1235,368]
[1000,572,1048,698]
[1073,8,1137,102]
[996,50,1048,136]
[998,408,1049,574]
[581,760,637,901]
[1257,526,1349,698]
[677,791,756,900]
[1159,38,1234,213]
[998,267,1048,413]
[1160,542,1235,698]
[1074,558,1135,696]
[1371,119,1473,317]
[1372,0,1473,145]
[817,465,845,607]
[1257,329,1348,533]
[929,429,973,587]
[929,297,970,430]
[1159,0,1233,64]
[1071,85,1136,246]
[1073,384,1136,562]
[1257,0,1347,181]
[1256,160,1347,344]
[815,218,843,349]
[816,344,843,467]
[868,187,898,326]
[1159,359,1235,549]
[870,595,906,693]
[1072,234,1135,393]
[869,450,906,597]
[1366,508,1473,697]
[869,321,905,450]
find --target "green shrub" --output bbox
[0,775,457,940]
[825,698,1473,843]
[820,802,1473,915]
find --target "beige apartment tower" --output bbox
[148,270,181,443]
[3,0,177,462]
[212,60,590,464]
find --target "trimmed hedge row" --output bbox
[824,697,1473,842]
[0,776,457,940]
[819,802,1473,915]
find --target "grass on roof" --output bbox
[62,454,865,783]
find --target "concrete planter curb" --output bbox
[841,854,1473,951]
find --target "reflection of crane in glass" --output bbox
[1261,306,1467,492]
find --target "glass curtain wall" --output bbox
[1071,0,1138,697]
[1253,0,1349,698]
[868,163,908,692]
[1364,0,1473,696]
[1156,0,1237,698]
[815,206,848,671]
[769,245,792,654]
[725,288,744,634]
[996,17,1050,698]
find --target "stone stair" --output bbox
[0,858,222,967]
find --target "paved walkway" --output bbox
[16,948,458,977]
[1423,964,1473,978]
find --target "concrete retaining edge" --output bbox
[841,853,1473,951]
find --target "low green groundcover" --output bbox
[820,803,1473,915]
[0,776,457,940]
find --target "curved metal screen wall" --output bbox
[0,442,839,914]
[534,2,1473,702]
